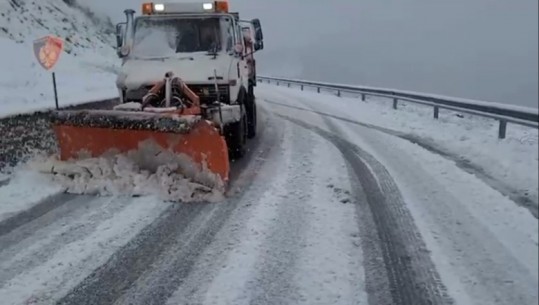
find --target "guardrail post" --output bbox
[287,83,290,88]
[276,81,279,86]
[337,90,341,97]
[393,98,398,109]
[317,87,321,93]
[498,120,507,139]
[301,85,304,91]
[361,93,366,101]
[434,106,439,119]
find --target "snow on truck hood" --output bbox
[118,55,233,89]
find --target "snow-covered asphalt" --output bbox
[0,85,537,305]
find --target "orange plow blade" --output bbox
[49,110,230,186]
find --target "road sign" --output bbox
[33,35,63,70]
[33,35,64,109]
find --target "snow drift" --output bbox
[28,140,226,203]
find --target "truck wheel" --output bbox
[226,115,246,160]
[246,86,257,139]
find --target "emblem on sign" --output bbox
[33,35,64,70]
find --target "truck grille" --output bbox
[125,84,230,105]
[188,84,230,105]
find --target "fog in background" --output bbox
[87,0,538,108]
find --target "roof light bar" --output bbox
[214,1,229,13]
[142,2,153,15]
[154,3,165,11]
[142,1,229,14]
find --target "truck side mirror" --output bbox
[254,41,264,51]
[251,18,264,51]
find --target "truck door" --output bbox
[234,22,249,90]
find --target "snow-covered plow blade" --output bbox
[36,72,248,200]
[48,109,230,187]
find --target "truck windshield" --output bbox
[130,16,230,59]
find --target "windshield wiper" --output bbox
[206,43,220,59]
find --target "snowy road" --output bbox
[0,85,537,305]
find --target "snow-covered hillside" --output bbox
[0,0,120,118]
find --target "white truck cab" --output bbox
[114,1,264,141]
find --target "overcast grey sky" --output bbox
[87,0,538,108]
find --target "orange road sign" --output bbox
[33,35,64,70]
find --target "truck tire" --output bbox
[225,114,246,160]
[246,85,257,139]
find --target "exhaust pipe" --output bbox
[165,72,173,108]
[122,9,135,54]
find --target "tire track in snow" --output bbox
[159,109,296,305]
[112,108,282,305]
[0,194,96,253]
[0,196,172,305]
[279,115,454,305]
[56,108,283,305]
[267,122,365,305]
[245,123,316,304]
[0,196,132,286]
[340,125,539,305]
[0,193,77,237]
[55,202,208,305]
[267,95,537,304]
[114,107,284,305]
[180,113,365,305]
[186,120,302,304]
[264,99,538,218]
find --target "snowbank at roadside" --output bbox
[0,0,119,118]
[0,37,118,118]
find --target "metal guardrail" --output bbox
[258,76,539,139]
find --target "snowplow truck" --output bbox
[48,1,264,187]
